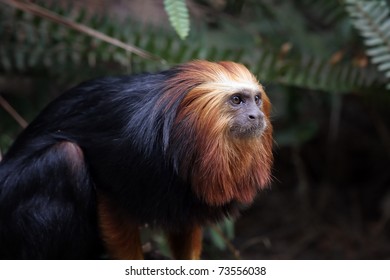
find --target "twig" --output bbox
[210,224,241,260]
[328,92,342,142]
[292,146,311,218]
[292,146,309,198]
[0,0,166,64]
[240,236,272,251]
[0,95,28,128]
[371,108,390,159]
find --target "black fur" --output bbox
[0,69,238,259]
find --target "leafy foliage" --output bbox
[164,0,190,40]
[0,0,387,93]
[345,0,390,89]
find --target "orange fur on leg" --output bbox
[97,194,143,259]
[167,225,203,260]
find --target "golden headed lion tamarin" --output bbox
[0,60,273,259]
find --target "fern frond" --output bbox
[244,49,383,92]
[164,0,190,40]
[345,0,390,90]
[298,0,346,26]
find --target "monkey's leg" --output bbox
[167,225,203,259]
[97,195,143,259]
[0,141,99,259]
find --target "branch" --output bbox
[0,0,166,64]
[0,95,28,128]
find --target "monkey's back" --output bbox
[1,73,239,235]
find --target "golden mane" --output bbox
[165,61,273,206]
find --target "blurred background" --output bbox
[0,0,389,259]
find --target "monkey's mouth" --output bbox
[230,120,267,138]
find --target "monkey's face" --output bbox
[227,90,267,139]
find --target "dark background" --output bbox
[1,0,389,259]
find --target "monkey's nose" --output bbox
[248,114,257,120]
[248,111,263,121]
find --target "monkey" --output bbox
[0,60,273,259]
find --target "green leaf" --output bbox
[164,0,190,40]
[345,0,390,90]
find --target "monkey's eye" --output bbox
[231,95,243,105]
[255,95,261,105]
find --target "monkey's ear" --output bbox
[259,90,271,117]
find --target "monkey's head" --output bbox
[161,60,273,206]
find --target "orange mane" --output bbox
[163,60,273,206]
